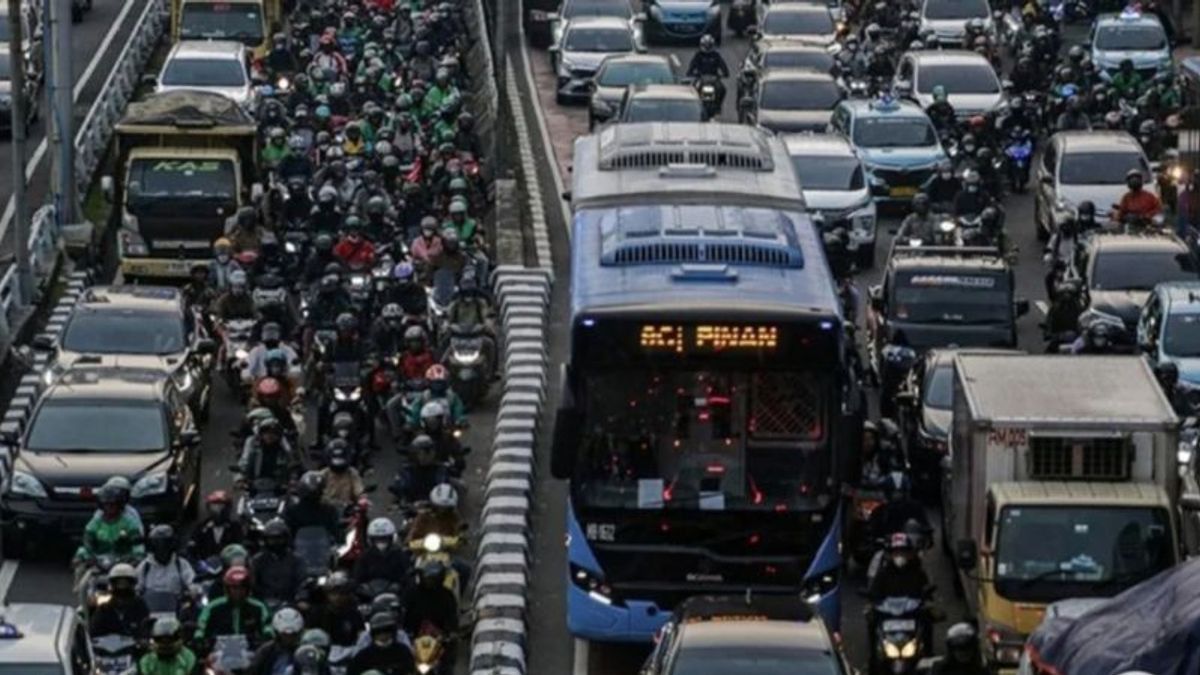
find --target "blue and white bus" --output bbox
[553,123,864,643]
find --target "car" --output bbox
[643,0,721,44]
[894,50,1002,118]
[639,595,852,675]
[741,69,842,134]
[1083,233,1199,333]
[614,83,705,124]
[831,97,947,205]
[550,16,643,105]
[35,285,216,420]
[754,3,840,47]
[549,0,644,54]
[1015,599,1108,675]
[0,604,94,675]
[154,40,256,110]
[1090,9,1172,84]
[1138,282,1200,391]
[783,133,876,265]
[0,1,43,86]
[737,42,837,102]
[588,53,680,129]
[1,367,203,538]
[1033,131,1155,239]
[918,0,994,47]
[0,44,39,136]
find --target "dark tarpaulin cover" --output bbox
[1027,558,1200,675]
[119,90,254,128]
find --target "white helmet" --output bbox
[367,517,397,539]
[430,483,458,509]
[108,563,137,581]
[272,607,304,635]
[420,400,447,422]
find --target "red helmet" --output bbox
[206,490,231,506]
[425,364,448,382]
[223,565,251,587]
[255,377,282,400]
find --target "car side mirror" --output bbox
[180,430,201,446]
[561,190,572,201]
[1181,492,1200,511]
[250,182,264,203]
[195,338,218,354]
[548,45,560,54]
[0,430,17,446]
[551,406,583,479]
[955,539,978,571]
[100,175,115,203]
[1014,298,1030,317]
[30,334,54,350]
[141,74,158,88]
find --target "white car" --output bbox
[155,40,256,110]
[783,133,877,265]
[1090,9,1172,83]
[895,50,1002,118]
[550,16,642,105]
[918,0,993,47]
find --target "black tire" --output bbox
[857,240,876,269]
[555,91,568,105]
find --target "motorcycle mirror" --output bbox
[955,539,978,571]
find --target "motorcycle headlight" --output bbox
[423,533,443,552]
[900,639,918,658]
[1177,441,1193,466]
[417,664,433,674]
[234,348,250,361]
[455,350,482,366]
[7,471,46,498]
[285,241,298,254]
[883,641,902,659]
[350,275,367,288]
[131,473,169,499]
[334,387,362,402]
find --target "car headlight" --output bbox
[423,533,443,552]
[42,367,57,386]
[131,473,169,499]
[570,563,618,605]
[801,571,838,603]
[867,171,887,187]
[8,471,46,498]
[119,227,148,257]
[558,58,577,77]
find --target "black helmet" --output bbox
[1067,45,1085,63]
[298,470,325,499]
[336,312,357,332]
[1078,200,1096,218]
[699,34,715,51]
[911,192,930,212]
[148,524,175,556]
[263,517,290,540]
[945,622,978,655]
[369,611,397,633]
[325,570,354,593]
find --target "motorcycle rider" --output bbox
[89,563,150,638]
[446,273,491,334]
[408,366,467,428]
[1043,214,1085,296]
[243,322,303,385]
[262,127,292,172]
[952,169,990,219]
[389,261,428,318]
[352,518,413,591]
[925,86,957,137]
[74,483,144,569]
[926,623,988,675]
[403,559,459,638]
[307,571,363,647]
[368,303,410,359]
[303,234,339,285]
[895,193,939,243]
[1009,56,1040,94]
[137,616,198,675]
[390,435,453,506]
[1114,168,1163,224]
[868,471,930,542]
[686,35,729,110]
[411,216,445,272]
[1110,59,1145,100]
[190,490,246,561]
[194,566,273,650]
[867,532,931,602]
[250,518,307,606]
[251,377,300,440]
[183,263,217,317]
[249,607,306,675]
[350,612,416,675]
[922,162,961,212]
[397,326,436,383]
[310,186,344,234]
[210,238,242,291]
[319,441,366,506]
[91,475,144,533]
[1055,95,1092,131]
[306,274,355,333]
[283,471,343,539]
[212,270,257,323]
[333,218,378,270]
[136,524,197,605]
[228,206,270,255]
[239,416,300,485]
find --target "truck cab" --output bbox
[172,0,281,59]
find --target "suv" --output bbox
[155,40,255,109]
[918,0,994,47]
[551,16,643,104]
[782,133,876,265]
[36,285,215,420]
[0,605,93,675]
[2,367,203,538]
[737,42,836,103]
[639,595,851,675]
[1138,281,1200,388]
[1033,131,1154,240]
[1090,9,1172,83]
[642,0,720,44]
[831,97,946,205]
[894,50,1002,118]
[1083,233,1199,332]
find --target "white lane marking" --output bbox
[0,0,141,237]
[0,560,18,601]
[572,638,589,675]
[1035,300,1049,316]
[517,0,572,241]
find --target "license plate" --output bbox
[889,186,918,198]
[250,497,280,510]
[882,619,916,632]
[122,259,192,278]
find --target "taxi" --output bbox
[0,605,95,675]
[830,96,947,205]
[1090,9,1172,83]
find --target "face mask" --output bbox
[264,338,280,348]
[892,554,909,568]
[217,254,230,263]
[940,171,952,179]
[373,634,394,647]
[375,541,389,552]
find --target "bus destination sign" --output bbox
[639,324,779,353]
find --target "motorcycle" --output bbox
[443,324,493,407]
[695,74,722,120]
[221,319,257,393]
[92,634,138,675]
[406,511,467,604]
[335,494,373,568]
[1004,128,1033,192]
[329,644,356,675]
[869,595,931,675]
[234,477,288,549]
[413,630,450,674]
[208,634,253,674]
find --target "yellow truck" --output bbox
[945,353,1196,674]
[171,0,282,59]
[100,90,260,281]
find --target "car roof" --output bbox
[1095,10,1163,28]
[0,604,73,665]
[601,53,671,67]
[766,3,830,14]
[1157,281,1200,311]
[627,83,698,100]
[759,42,830,54]
[760,68,837,84]
[679,620,834,652]
[565,15,631,30]
[74,285,182,313]
[168,40,246,59]
[907,49,994,67]
[1089,232,1189,254]
[1054,130,1143,153]
[841,97,928,118]
[782,132,856,157]
[42,367,169,403]
[927,347,1022,368]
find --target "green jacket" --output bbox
[261,144,291,169]
[194,596,272,643]
[1111,71,1144,97]
[74,513,144,563]
[138,647,197,675]
[443,216,478,243]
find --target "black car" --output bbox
[588,53,680,129]
[640,595,852,675]
[737,42,837,103]
[615,83,706,124]
[34,285,216,421]
[1,367,203,540]
[867,245,1027,414]
[1083,233,1200,334]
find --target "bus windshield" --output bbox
[180,2,265,44]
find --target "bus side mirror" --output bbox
[551,406,583,479]
[955,539,978,571]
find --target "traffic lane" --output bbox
[527,20,749,179]
[0,0,150,259]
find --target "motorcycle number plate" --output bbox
[882,619,916,632]
[889,186,918,198]
[250,497,280,509]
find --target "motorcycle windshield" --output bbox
[332,362,361,387]
[431,269,457,307]
[293,527,333,576]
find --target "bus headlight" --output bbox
[570,563,618,606]
[802,570,838,603]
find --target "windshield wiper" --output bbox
[1015,559,1098,589]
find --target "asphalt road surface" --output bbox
[518,6,1069,675]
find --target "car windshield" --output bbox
[853,116,937,147]
[1059,152,1147,185]
[762,50,833,72]
[624,97,704,123]
[761,79,840,110]
[565,27,633,52]
[128,158,238,201]
[62,310,186,355]
[892,272,1013,324]
[671,645,844,675]
[922,362,953,409]
[917,63,999,94]
[161,57,246,87]
[598,60,672,86]
[179,2,264,42]
[27,402,168,452]
[1091,250,1197,291]
[563,0,631,19]
[1164,313,1200,357]
[1096,24,1167,51]
[994,506,1174,602]
[762,9,833,35]
[0,53,11,80]
[923,0,989,20]
[792,156,864,190]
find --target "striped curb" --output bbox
[469,265,552,675]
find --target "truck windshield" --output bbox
[891,271,1012,324]
[180,2,264,43]
[994,505,1173,602]
[128,159,237,202]
[575,369,829,512]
